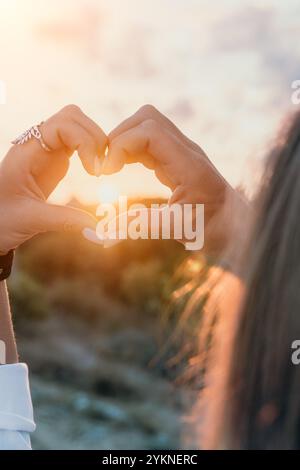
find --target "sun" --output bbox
[97,182,120,204]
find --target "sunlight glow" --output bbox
[0,0,298,204]
[98,182,120,204]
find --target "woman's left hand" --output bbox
[0,105,107,254]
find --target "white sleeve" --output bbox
[0,363,36,450]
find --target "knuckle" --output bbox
[141,118,159,133]
[80,136,94,151]
[62,104,82,116]
[81,138,97,156]
[89,136,96,149]
[138,104,158,118]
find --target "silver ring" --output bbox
[12,122,52,152]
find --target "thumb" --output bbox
[33,202,97,233]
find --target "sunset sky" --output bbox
[0,0,299,204]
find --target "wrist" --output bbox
[207,187,254,270]
[0,280,18,364]
[0,250,14,281]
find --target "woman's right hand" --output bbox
[104,105,242,253]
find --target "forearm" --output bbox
[0,281,18,364]
[206,186,256,273]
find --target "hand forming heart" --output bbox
[103,105,239,253]
[0,104,240,256]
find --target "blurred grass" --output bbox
[9,197,211,374]
[7,198,212,449]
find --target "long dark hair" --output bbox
[224,111,300,449]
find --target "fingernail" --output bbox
[103,238,122,248]
[82,228,105,245]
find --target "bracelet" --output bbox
[0,250,14,281]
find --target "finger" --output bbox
[82,228,105,245]
[61,105,108,175]
[32,150,70,198]
[19,116,95,187]
[72,111,107,158]
[154,164,173,188]
[31,201,97,233]
[83,228,124,249]
[84,207,185,246]
[55,121,98,175]
[104,125,150,174]
[104,119,189,186]
[8,105,107,201]
[109,104,200,152]
[11,105,106,179]
[41,105,107,175]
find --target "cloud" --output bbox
[212,6,275,52]
[106,24,158,79]
[35,3,104,60]
[209,4,300,103]
[167,99,196,121]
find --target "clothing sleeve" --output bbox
[0,363,36,450]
